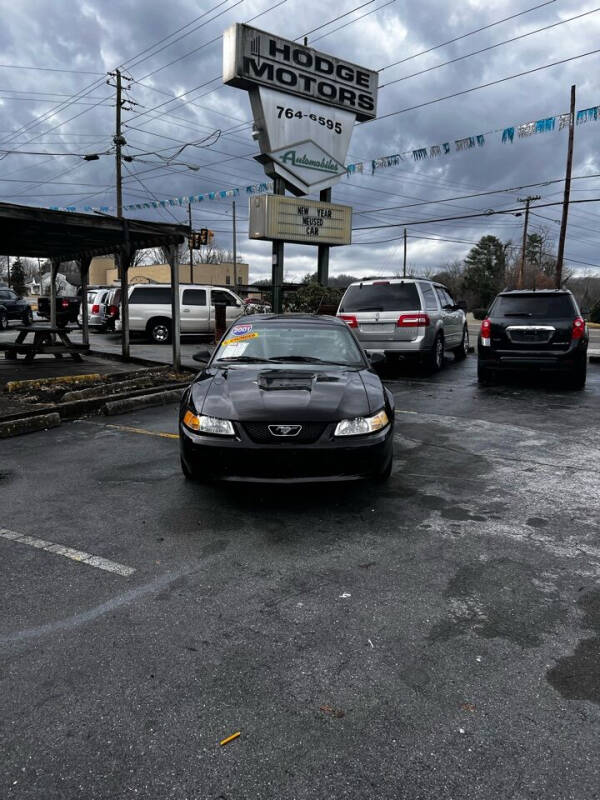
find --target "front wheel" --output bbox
[180,457,208,483]
[148,319,172,344]
[453,326,469,361]
[372,456,393,484]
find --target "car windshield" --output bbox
[213,321,365,366]
[339,282,420,312]
[492,294,576,318]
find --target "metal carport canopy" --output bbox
[0,202,189,370]
[0,201,187,261]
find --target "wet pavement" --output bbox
[1,352,599,799]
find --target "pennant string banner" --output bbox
[49,104,600,213]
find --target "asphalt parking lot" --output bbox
[2,352,600,799]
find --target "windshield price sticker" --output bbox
[222,332,259,346]
[221,341,249,358]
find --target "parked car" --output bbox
[102,287,121,332]
[336,277,468,370]
[0,288,33,327]
[477,289,588,389]
[180,314,394,483]
[77,287,111,330]
[114,284,245,343]
[37,291,81,327]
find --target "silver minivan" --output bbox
[337,278,468,370]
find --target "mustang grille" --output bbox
[243,422,328,444]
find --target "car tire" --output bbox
[477,363,494,384]
[148,318,172,344]
[22,308,33,326]
[180,456,207,483]
[425,333,444,372]
[0,311,7,330]
[453,326,469,361]
[372,456,393,483]
[563,360,587,390]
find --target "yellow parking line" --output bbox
[105,423,179,439]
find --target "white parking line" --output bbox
[0,528,135,577]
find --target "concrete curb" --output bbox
[103,388,185,416]
[0,412,61,439]
[6,373,102,393]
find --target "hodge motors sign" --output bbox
[223,24,378,122]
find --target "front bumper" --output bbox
[180,420,394,483]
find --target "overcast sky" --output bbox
[1,0,599,281]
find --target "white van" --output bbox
[115,284,244,343]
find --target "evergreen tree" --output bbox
[10,258,27,297]
[462,235,507,308]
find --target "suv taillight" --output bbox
[397,313,430,327]
[338,314,358,328]
[91,304,99,314]
[572,316,585,340]
[108,304,119,317]
[480,318,491,346]
[61,298,69,309]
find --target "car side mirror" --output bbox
[192,349,212,363]
[456,300,467,311]
[368,352,385,366]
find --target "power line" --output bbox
[0,63,105,75]
[379,6,600,89]
[377,0,557,72]
[352,198,600,231]
[371,48,600,124]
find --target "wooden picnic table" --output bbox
[0,325,89,362]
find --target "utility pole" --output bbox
[517,195,540,289]
[114,69,124,218]
[188,202,194,283]
[556,84,576,289]
[403,228,407,277]
[232,200,237,289]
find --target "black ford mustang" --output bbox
[179,314,395,483]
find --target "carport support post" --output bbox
[118,247,132,360]
[168,244,181,372]
[50,258,60,328]
[79,256,91,346]
[317,188,331,287]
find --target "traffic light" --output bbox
[190,228,214,248]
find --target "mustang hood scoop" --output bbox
[257,370,315,391]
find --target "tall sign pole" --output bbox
[223,24,378,310]
[403,228,407,277]
[556,84,576,289]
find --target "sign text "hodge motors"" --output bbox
[223,24,378,122]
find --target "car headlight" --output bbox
[334,409,389,437]
[183,410,235,436]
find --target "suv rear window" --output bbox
[339,282,421,312]
[491,294,576,318]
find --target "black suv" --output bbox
[0,288,33,329]
[478,289,588,389]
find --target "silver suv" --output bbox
[337,278,468,370]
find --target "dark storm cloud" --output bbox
[0,0,598,279]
